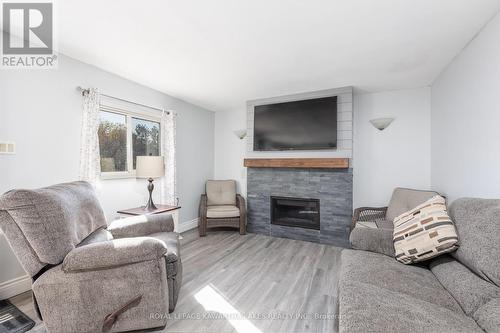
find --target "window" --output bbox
[98,111,127,172]
[98,108,160,178]
[132,117,160,169]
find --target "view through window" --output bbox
[98,109,160,176]
[132,117,160,169]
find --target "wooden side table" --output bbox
[117,205,181,232]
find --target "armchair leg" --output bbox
[239,217,246,235]
[199,218,207,237]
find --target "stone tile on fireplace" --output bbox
[271,224,320,243]
[247,167,353,247]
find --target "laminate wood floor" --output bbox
[11,229,343,333]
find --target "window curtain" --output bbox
[79,88,101,183]
[160,110,177,205]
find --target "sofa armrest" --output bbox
[107,213,174,238]
[62,237,168,272]
[349,226,395,257]
[352,206,387,230]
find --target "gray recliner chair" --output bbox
[0,181,182,333]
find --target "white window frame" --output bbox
[99,104,161,180]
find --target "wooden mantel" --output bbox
[243,158,349,169]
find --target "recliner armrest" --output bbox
[107,213,174,238]
[63,237,168,272]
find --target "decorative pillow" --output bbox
[393,195,459,264]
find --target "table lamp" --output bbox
[136,156,165,211]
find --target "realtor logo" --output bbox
[1,1,57,68]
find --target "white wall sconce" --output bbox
[369,117,395,131]
[233,129,247,140]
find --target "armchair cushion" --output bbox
[386,188,439,222]
[107,213,174,238]
[206,180,236,206]
[62,237,168,272]
[206,205,240,218]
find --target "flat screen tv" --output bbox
[253,96,337,151]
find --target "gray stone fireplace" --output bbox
[247,167,353,247]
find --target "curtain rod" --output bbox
[77,86,175,115]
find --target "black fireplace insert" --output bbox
[271,196,320,230]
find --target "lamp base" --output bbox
[144,178,158,211]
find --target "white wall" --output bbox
[431,11,500,202]
[353,88,431,208]
[214,87,432,209]
[0,53,215,289]
[214,110,248,195]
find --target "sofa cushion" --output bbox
[339,250,482,333]
[430,255,500,317]
[473,298,500,333]
[0,181,107,265]
[449,198,500,287]
[393,195,458,264]
[206,180,236,206]
[340,250,462,312]
[339,280,483,333]
[386,188,439,222]
[206,205,240,218]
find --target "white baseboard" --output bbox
[178,218,198,233]
[0,274,31,300]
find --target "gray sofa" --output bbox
[0,181,182,333]
[341,188,500,332]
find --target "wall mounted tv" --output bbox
[253,96,337,151]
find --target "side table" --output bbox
[117,204,181,232]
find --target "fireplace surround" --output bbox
[247,167,353,247]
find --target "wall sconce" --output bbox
[233,129,247,140]
[369,117,395,131]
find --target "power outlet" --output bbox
[0,142,15,154]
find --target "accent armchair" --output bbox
[0,181,182,333]
[350,187,439,257]
[198,180,246,236]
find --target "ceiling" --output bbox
[57,0,500,112]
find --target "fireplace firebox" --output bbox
[271,196,320,230]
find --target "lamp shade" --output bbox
[136,156,165,178]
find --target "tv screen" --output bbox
[253,96,337,151]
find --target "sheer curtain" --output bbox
[160,110,177,205]
[79,88,101,183]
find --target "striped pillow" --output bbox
[393,195,459,264]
